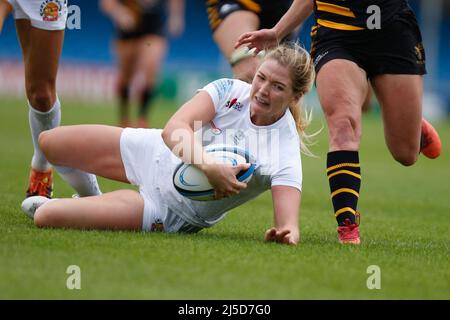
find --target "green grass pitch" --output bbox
[0,96,449,299]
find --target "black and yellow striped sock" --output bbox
[326,151,361,226]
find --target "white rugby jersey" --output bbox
[156,79,303,228]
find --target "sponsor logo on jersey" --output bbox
[225,98,243,111]
[40,0,64,22]
[219,3,241,18]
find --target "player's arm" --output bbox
[162,91,216,165]
[235,0,314,52]
[167,0,185,37]
[0,0,12,34]
[265,186,301,245]
[273,0,314,41]
[162,91,248,199]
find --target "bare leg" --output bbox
[136,35,167,89]
[39,125,128,182]
[362,83,373,113]
[316,59,368,233]
[15,20,65,196]
[316,59,368,151]
[134,34,167,128]
[115,39,138,127]
[371,74,423,166]
[34,189,144,230]
[213,11,260,82]
[16,20,64,110]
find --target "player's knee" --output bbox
[28,84,55,110]
[38,128,58,160]
[29,93,54,110]
[34,205,57,228]
[38,130,50,153]
[329,117,361,149]
[392,149,418,166]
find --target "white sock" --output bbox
[29,98,61,171]
[53,165,102,197]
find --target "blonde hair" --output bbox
[263,42,316,156]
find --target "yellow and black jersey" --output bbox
[314,0,407,31]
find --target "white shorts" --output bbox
[119,128,203,234]
[8,0,68,30]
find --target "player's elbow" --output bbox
[162,121,188,148]
[161,125,172,147]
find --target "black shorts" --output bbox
[117,12,165,40]
[311,6,426,79]
[206,0,295,40]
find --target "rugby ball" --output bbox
[173,145,256,201]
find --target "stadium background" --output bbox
[0,0,449,119]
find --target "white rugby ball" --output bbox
[173,145,256,201]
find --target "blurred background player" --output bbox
[0,0,101,200]
[236,0,442,244]
[206,0,312,83]
[100,0,185,128]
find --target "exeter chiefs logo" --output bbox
[150,218,164,232]
[40,0,64,22]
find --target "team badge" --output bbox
[150,218,164,232]
[40,0,64,22]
